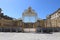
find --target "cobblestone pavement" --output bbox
[0,32,60,40]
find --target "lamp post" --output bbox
[29,16,30,32]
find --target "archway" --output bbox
[22,7,38,32]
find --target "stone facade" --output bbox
[0,7,60,32]
[46,8,60,28]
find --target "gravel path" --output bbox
[0,32,60,40]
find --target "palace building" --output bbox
[0,7,60,32]
[46,8,60,27]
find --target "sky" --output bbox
[0,0,60,19]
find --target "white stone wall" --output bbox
[47,10,60,27]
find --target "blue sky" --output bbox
[0,0,60,19]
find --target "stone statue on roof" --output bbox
[0,8,2,13]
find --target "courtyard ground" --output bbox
[0,32,60,40]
